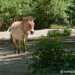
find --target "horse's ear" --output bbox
[22,16,35,22]
[22,17,28,22]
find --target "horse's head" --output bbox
[22,16,35,34]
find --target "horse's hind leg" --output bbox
[12,39,20,54]
[10,35,15,47]
[11,37,16,53]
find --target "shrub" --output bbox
[63,28,71,36]
[49,24,68,29]
[32,28,71,72]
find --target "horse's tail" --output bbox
[10,34,12,43]
[7,26,12,32]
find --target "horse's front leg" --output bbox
[18,40,22,54]
[20,39,26,53]
[23,36,28,53]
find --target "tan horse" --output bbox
[9,16,35,54]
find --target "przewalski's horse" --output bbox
[9,16,35,54]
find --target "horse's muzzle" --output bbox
[30,31,34,34]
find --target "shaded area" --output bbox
[0,37,75,75]
[0,40,15,56]
[0,57,32,75]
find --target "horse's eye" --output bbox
[28,24,32,28]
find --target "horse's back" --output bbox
[11,21,24,40]
[11,21,22,28]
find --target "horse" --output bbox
[9,16,35,54]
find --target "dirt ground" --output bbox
[0,51,34,75]
[0,40,34,75]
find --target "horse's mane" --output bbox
[22,16,34,22]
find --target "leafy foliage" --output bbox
[67,0,75,25]
[32,28,71,71]
[32,0,72,29]
[0,0,33,30]
[0,0,74,30]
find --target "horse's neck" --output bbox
[20,22,28,34]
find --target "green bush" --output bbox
[32,28,71,72]
[49,24,67,29]
[48,28,71,37]
[0,0,34,31]
[0,0,72,30]
[63,28,71,36]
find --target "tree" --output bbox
[0,0,33,31]
[67,0,75,25]
[32,0,72,29]
[32,28,71,71]
[0,0,73,30]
